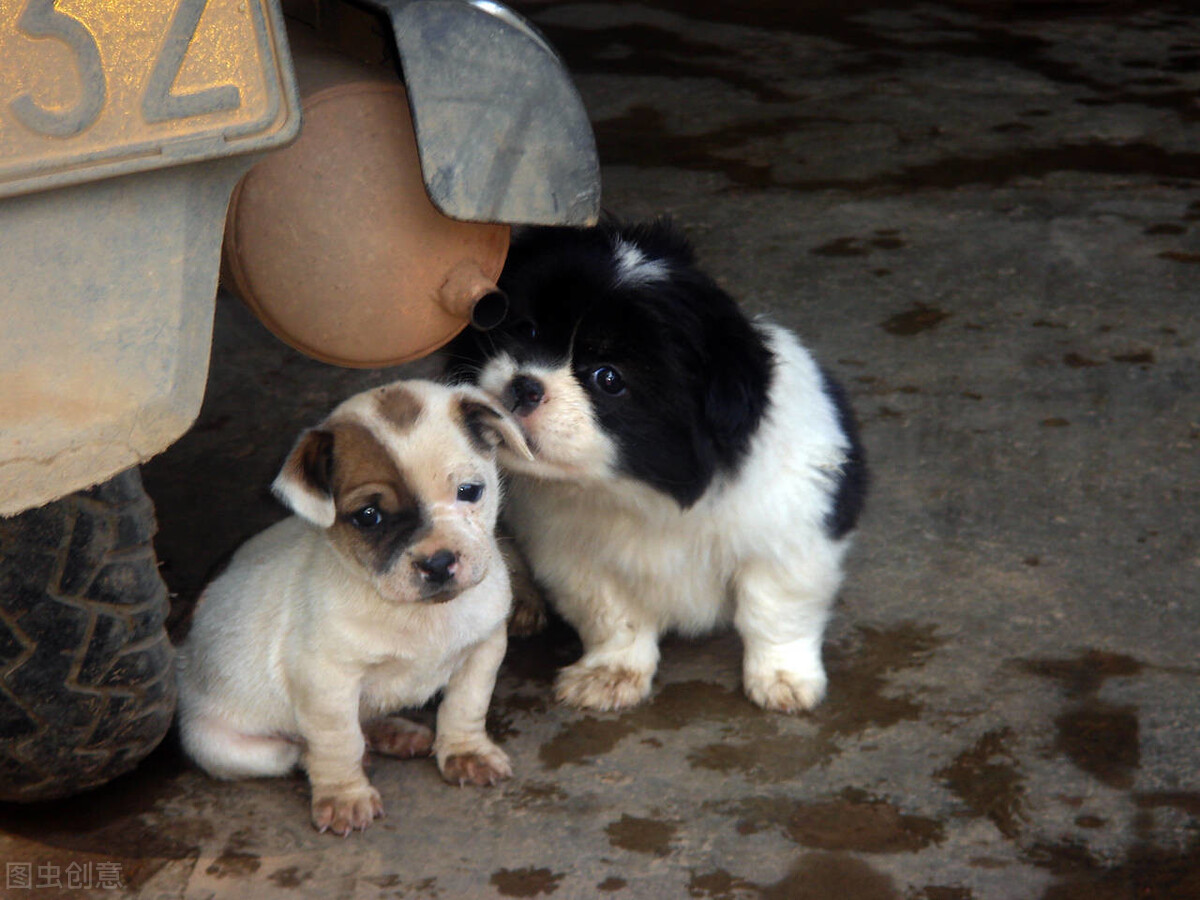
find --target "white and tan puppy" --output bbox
[176,380,531,836]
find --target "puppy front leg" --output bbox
[293,674,383,835]
[435,625,512,787]
[733,554,843,714]
[554,585,660,712]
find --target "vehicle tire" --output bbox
[0,468,176,802]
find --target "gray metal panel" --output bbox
[360,0,600,225]
[0,158,251,514]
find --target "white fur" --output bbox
[613,238,670,287]
[478,356,619,480]
[486,323,854,712]
[176,381,524,835]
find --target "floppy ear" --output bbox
[455,389,535,461]
[702,340,772,466]
[271,428,337,527]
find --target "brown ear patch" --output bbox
[286,429,334,496]
[273,428,338,525]
[328,421,413,511]
[375,384,424,433]
[325,420,427,574]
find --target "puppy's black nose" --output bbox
[507,374,544,416]
[414,550,458,585]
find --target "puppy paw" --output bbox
[311,784,384,836]
[744,668,827,714]
[507,587,549,637]
[363,717,434,758]
[555,663,652,711]
[503,541,549,637]
[439,745,512,787]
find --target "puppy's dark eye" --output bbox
[457,483,485,503]
[350,505,383,528]
[590,365,626,396]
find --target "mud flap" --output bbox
[356,0,600,225]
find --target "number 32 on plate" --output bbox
[9,0,244,139]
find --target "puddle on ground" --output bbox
[936,727,1026,839]
[688,867,757,899]
[1016,651,1145,790]
[819,622,944,738]
[1031,824,1200,899]
[812,236,871,257]
[533,623,942,775]
[1145,223,1187,235]
[764,852,899,900]
[689,852,900,900]
[538,714,642,770]
[812,233,907,257]
[704,794,797,836]
[1017,652,1147,696]
[628,677,760,729]
[490,867,565,898]
[267,865,311,888]
[205,829,261,879]
[1159,250,1200,264]
[1053,703,1140,791]
[686,731,831,783]
[1063,352,1103,368]
[685,623,940,783]
[538,678,766,770]
[786,788,945,853]
[881,303,951,336]
[1137,792,1200,817]
[506,780,570,812]
[1110,349,1155,364]
[605,813,678,857]
[360,874,435,893]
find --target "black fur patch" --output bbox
[448,218,773,508]
[340,495,426,576]
[819,367,868,539]
[325,421,428,574]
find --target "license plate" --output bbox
[0,0,298,199]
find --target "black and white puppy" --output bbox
[449,219,866,713]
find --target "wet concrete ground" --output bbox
[3,0,1199,897]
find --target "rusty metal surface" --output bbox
[221,34,511,368]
